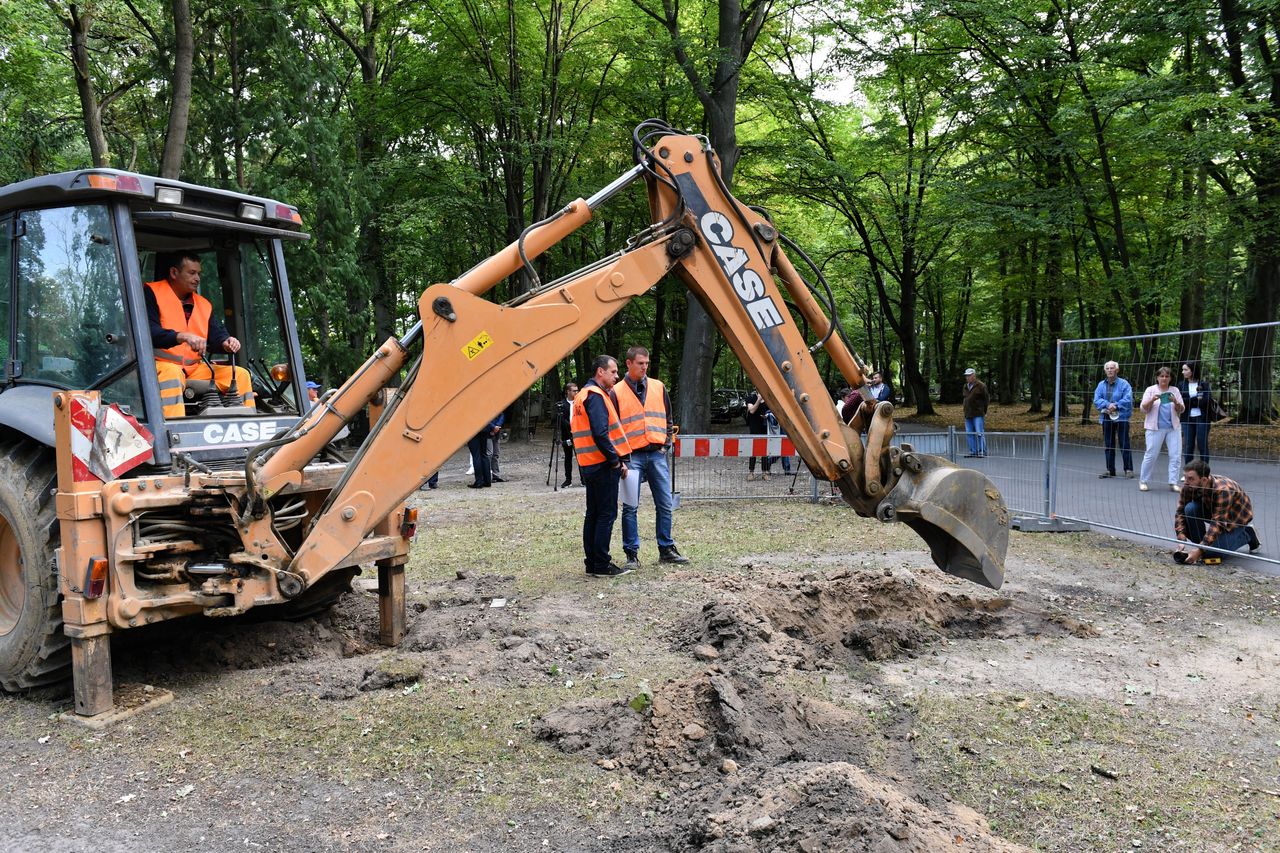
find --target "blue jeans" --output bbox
[1181,419,1210,465]
[621,449,674,552]
[964,416,986,455]
[1182,500,1251,555]
[582,464,620,571]
[1101,418,1132,474]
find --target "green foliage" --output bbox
[1,0,1275,396]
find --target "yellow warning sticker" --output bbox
[463,331,494,361]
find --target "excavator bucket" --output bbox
[854,449,1009,589]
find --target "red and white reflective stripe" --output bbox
[68,396,98,483]
[67,395,155,482]
[673,435,795,458]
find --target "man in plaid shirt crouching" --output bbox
[1174,460,1262,564]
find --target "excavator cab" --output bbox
[0,170,315,468]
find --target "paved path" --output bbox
[894,423,1279,578]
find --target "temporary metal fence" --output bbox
[894,429,1051,519]
[671,429,1050,516]
[1053,321,1279,565]
[670,435,819,502]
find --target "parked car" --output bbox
[711,387,750,423]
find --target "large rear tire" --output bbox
[0,438,69,691]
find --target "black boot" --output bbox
[659,545,689,564]
[1247,526,1261,552]
[623,550,641,571]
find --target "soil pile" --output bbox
[534,568,1076,850]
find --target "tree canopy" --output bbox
[2,0,1276,427]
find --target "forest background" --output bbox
[3,0,1279,434]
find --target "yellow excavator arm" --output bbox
[251,121,1008,590]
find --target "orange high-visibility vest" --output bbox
[614,376,670,449]
[571,385,630,467]
[146,280,212,375]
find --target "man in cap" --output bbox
[962,368,989,458]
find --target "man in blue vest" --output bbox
[615,346,688,571]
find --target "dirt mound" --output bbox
[534,568,1072,851]
[535,669,1028,851]
[696,569,1095,665]
[686,761,1026,852]
[111,588,380,684]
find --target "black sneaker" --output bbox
[659,545,690,564]
[587,563,632,577]
[623,550,641,571]
[1247,526,1261,552]
[561,479,572,488]
[492,476,506,483]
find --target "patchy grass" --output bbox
[133,677,654,820]
[909,691,1280,850]
[4,438,1276,851]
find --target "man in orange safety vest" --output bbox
[615,345,688,571]
[144,252,254,418]
[571,355,632,577]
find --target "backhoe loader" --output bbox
[0,121,1007,722]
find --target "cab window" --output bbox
[13,205,135,390]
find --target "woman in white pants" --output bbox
[1138,367,1185,491]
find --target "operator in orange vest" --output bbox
[571,355,632,577]
[144,251,254,418]
[615,345,688,571]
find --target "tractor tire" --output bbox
[0,438,69,691]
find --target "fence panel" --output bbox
[671,430,1048,514]
[895,429,1049,518]
[671,435,817,501]
[1053,322,1278,565]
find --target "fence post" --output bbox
[947,426,957,463]
[1042,424,1051,518]
[1050,339,1063,517]
[668,446,677,504]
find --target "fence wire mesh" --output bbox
[894,429,1050,519]
[669,436,818,501]
[670,430,1049,515]
[1054,322,1278,564]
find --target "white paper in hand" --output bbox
[621,466,641,507]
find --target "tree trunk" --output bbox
[160,0,194,179]
[651,0,771,432]
[62,4,110,167]
[1177,165,1208,365]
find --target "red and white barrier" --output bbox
[68,395,154,482]
[673,435,795,458]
